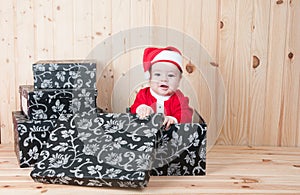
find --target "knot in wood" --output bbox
[288,52,294,59]
[253,56,260,69]
[185,62,195,74]
[276,0,284,4]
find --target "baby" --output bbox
[130,46,193,129]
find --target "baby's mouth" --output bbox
[159,84,169,89]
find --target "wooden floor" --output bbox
[1,144,300,194]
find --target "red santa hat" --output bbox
[143,46,183,79]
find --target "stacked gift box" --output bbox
[13,60,207,189]
[13,60,98,167]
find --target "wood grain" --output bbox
[0,0,299,147]
[129,0,151,108]
[150,0,167,46]
[280,0,300,147]
[217,0,238,145]
[199,0,220,148]
[248,0,271,146]
[52,0,74,59]
[0,0,17,144]
[263,0,288,146]
[1,144,300,194]
[73,0,92,58]
[183,0,205,115]
[91,0,112,112]
[35,0,54,60]
[111,0,131,113]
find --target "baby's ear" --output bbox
[144,71,150,80]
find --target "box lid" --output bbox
[19,85,98,97]
[32,60,96,72]
[12,107,103,133]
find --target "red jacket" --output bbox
[130,87,193,123]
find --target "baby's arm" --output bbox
[136,104,154,119]
[130,88,154,119]
[172,93,193,124]
[163,115,178,130]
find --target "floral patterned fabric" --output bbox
[19,85,97,120]
[30,112,162,188]
[151,123,207,176]
[32,60,96,89]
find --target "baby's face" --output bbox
[149,62,182,96]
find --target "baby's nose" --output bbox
[160,74,168,81]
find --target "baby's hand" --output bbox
[136,104,154,119]
[163,116,178,130]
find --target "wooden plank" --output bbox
[199,0,220,148]
[0,144,16,150]
[52,0,74,59]
[280,0,300,146]
[263,0,289,146]
[11,1,35,152]
[198,0,217,123]
[228,0,253,145]
[90,0,112,112]
[73,0,92,58]
[0,0,299,148]
[181,0,221,151]
[210,145,300,153]
[150,0,167,46]
[1,145,300,193]
[111,0,131,113]
[182,0,203,115]
[128,0,151,107]
[217,0,237,145]
[90,0,112,54]
[248,0,271,146]
[0,0,18,144]
[218,0,256,145]
[166,0,184,48]
[14,0,35,85]
[34,0,54,60]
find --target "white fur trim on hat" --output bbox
[152,50,183,70]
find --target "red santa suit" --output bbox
[130,87,193,123]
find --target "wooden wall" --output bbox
[0,0,299,147]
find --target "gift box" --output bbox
[151,111,207,176]
[12,111,73,168]
[30,113,162,188]
[19,85,97,120]
[32,60,96,89]
[12,108,101,168]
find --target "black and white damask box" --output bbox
[12,111,74,168]
[32,60,96,89]
[30,113,162,188]
[151,111,207,176]
[151,122,207,176]
[19,85,97,120]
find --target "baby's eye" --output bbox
[168,74,175,78]
[154,73,161,77]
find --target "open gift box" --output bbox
[13,109,206,188]
[30,112,161,188]
[151,115,207,176]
